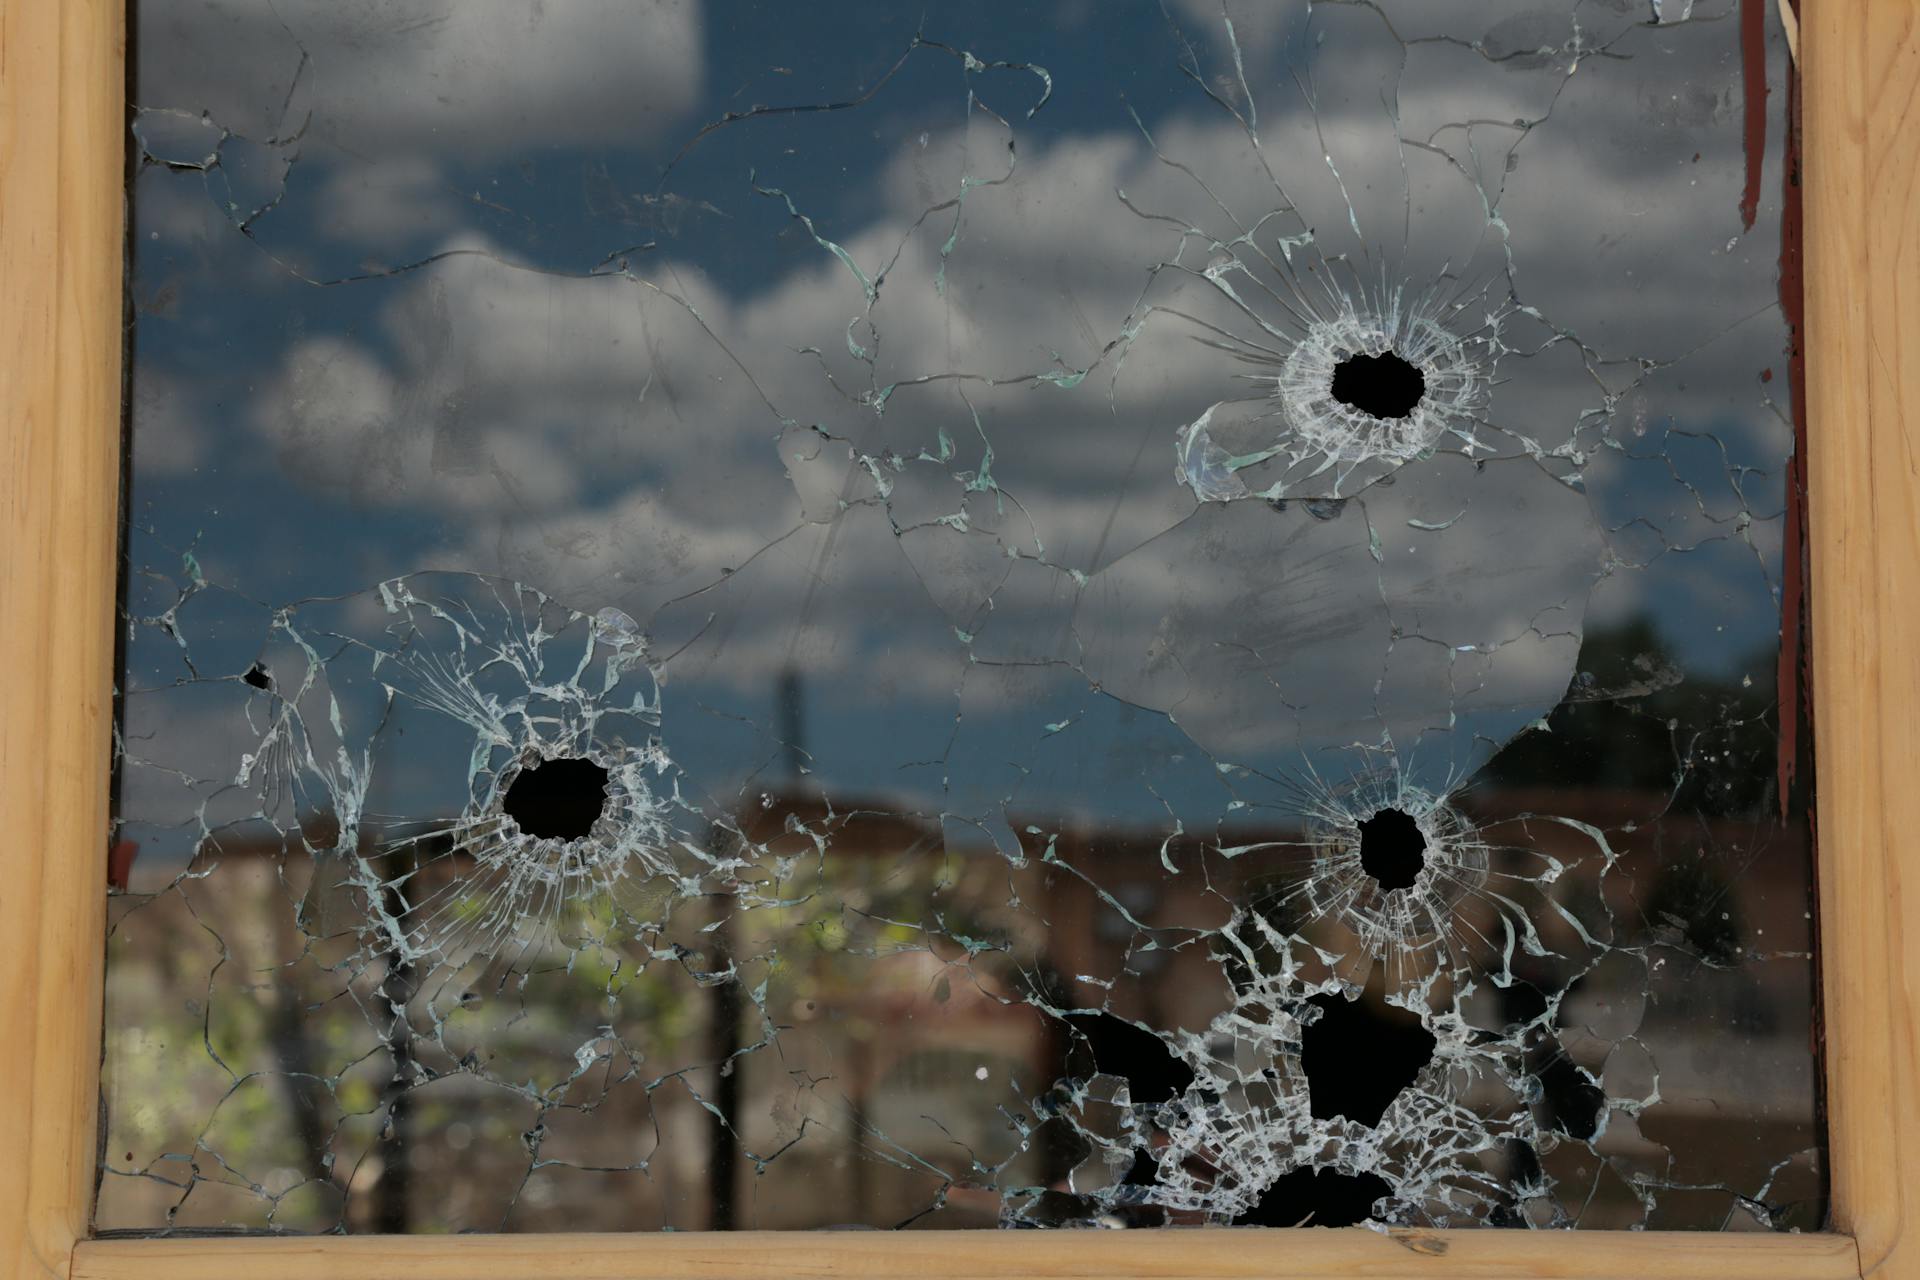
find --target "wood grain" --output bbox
[0,1,126,1280]
[1803,2,1920,1278]
[68,1228,1860,1280]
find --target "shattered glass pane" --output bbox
[105,0,1822,1235]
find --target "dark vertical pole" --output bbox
[706,820,743,1230]
[373,950,415,1234]
[371,843,420,1233]
[706,927,742,1229]
[776,666,804,780]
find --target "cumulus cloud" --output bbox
[206,1,1793,808]
[136,1,708,253]
[130,368,211,476]
[312,157,465,245]
[137,0,704,160]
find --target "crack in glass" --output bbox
[105,0,1820,1236]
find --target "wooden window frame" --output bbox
[3,2,1913,1276]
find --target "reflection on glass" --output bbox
[106,0,1820,1234]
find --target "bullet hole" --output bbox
[1330,350,1425,420]
[1062,1011,1196,1105]
[503,757,610,841]
[1123,1146,1162,1186]
[241,662,272,690]
[1234,1166,1394,1228]
[1301,990,1435,1127]
[1358,806,1426,891]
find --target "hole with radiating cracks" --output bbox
[1330,350,1425,419]
[1358,807,1426,891]
[1234,1166,1393,1228]
[1301,988,1435,1127]
[503,757,609,841]
[241,662,272,690]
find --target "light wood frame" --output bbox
[3,1,1915,1277]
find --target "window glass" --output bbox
[105,0,1819,1233]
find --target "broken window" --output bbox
[105,0,1820,1235]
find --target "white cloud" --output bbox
[130,368,210,476]
[313,156,464,244]
[221,13,1792,791]
[138,0,704,161]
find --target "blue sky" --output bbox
[119,0,1801,862]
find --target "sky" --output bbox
[119,0,1800,865]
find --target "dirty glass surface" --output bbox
[105,0,1822,1235]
